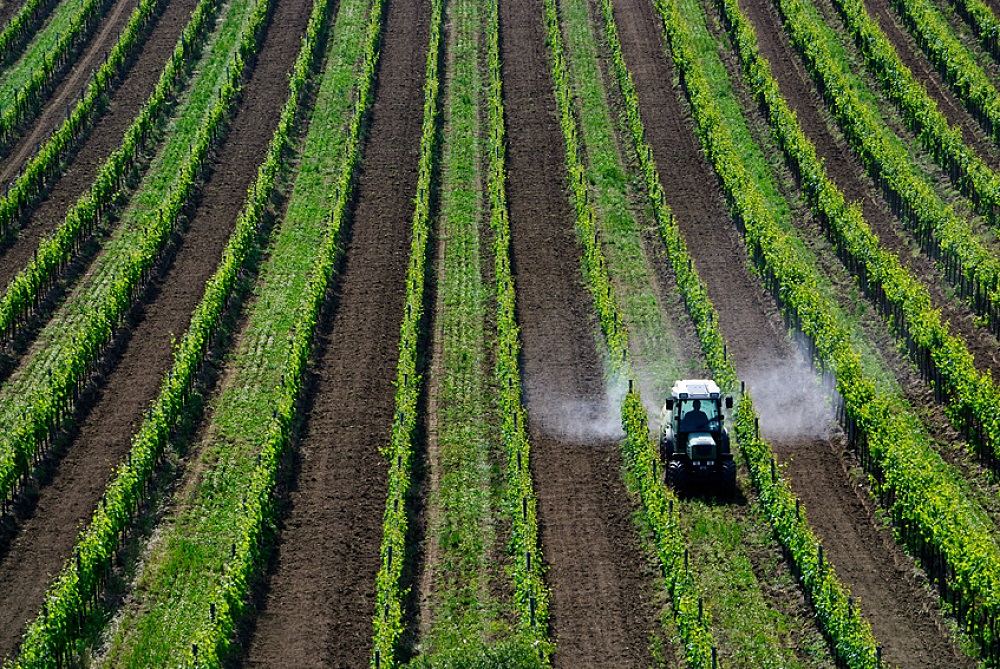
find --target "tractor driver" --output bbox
[681,399,709,431]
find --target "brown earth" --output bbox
[500,0,662,666]
[611,0,974,665]
[0,0,199,291]
[0,0,312,655]
[857,0,1000,171]
[236,0,429,665]
[0,0,138,182]
[739,0,1000,384]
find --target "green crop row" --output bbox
[654,0,1000,659]
[773,0,1000,337]
[0,0,61,70]
[599,0,880,664]
[88,0,379,661]
[885,0,1000,144]
[0,0,167,245]
[721,0,1000,475]
[948,0,1000,62]
[370,0,441,663]
[831,0,1000,224]
[540,0,626,370]
[484,0,549,652]
[1,0,332,663]
[0,0,117,149]
[541,0,720,664]
[423,0,501,648]
[0,0,268,512]
[0,0,223,340]
[183,4,387,665]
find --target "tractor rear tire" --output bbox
[721,459,737,498]
[667,460,687,496]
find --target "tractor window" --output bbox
[678,399,719,431]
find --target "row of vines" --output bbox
[598,0,882,663]
[654,0,1000,658]
[0,0,273,513]
[540,0,726,664]
[2,0,334,661]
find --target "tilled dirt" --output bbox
[612,0,973,665]
[0,0,200,291]
[857,0,1000,171]
[236,0,429,666]
[739,0,1000,383]
[500,0,661,666]
[0,0,312,656]
[0,0,138,182]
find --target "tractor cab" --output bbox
[660,380,736,496]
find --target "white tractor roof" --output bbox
[671,379,721,399]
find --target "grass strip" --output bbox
[773,0,1000,336]
[0,0,223,341]
[423,0,501,652]
[541,0,721,664]
[0,0,266,515]
[95,0,384,663]
[0,0,117,146]
[0,0,169,241]
[1,0,331,663]
[654,0,1000,659]
[370,0,443,663]
[560,0,823,663]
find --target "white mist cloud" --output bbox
[529,374,628,444]
[741,351,834,442]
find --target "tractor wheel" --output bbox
[721,459,737,498]
[667,460,687,496]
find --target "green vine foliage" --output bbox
[185,0,387,663]
[0,0,171,246]
[773,0,1000,337]
[830,0,1000,224]
[0,0,118,149]
[485,0,550,653]
[0,0,272,512]
[655,0,1000,660]
[371,0,441,664]
[5,0,334,663]
[718,0,1000,493]
[599,0,880,664]
[541,0,719,665]
[0,0,225,340]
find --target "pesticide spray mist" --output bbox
[531,373,628,444]
[741,349,835,443]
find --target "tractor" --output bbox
[659,379,736,497]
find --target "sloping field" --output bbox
[3,0,1000,664]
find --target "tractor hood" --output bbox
[687,432,716,460]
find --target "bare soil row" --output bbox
[0,0,312,654]
[611,0,973,665]
[237,0,430,663]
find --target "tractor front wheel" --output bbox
[721,459,737,498]
[668,460,687,496]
